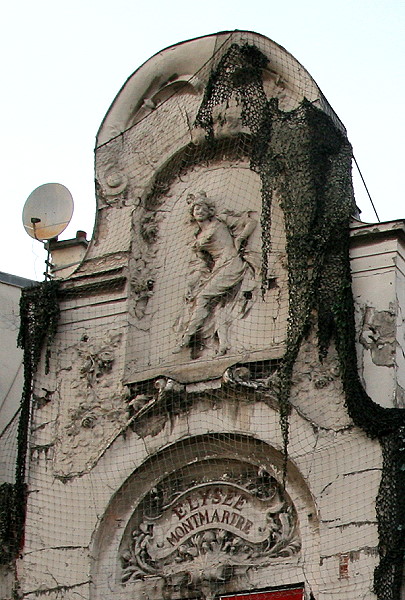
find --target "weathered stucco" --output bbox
[5,30,405,600]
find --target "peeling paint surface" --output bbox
[7,30,405,600]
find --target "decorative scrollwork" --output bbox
[120,471,300,590]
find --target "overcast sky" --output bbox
[2,0,404,280]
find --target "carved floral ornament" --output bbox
[127,361,281,422]
[56,330,128,471]
[96,160,130,208]
[119,470,300,593]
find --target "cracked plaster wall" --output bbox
[7,31,405,600]
[351,223,405,409]
[22,401,382,600]
[17,320,383,600]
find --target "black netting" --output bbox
[193,41,405,600]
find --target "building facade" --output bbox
[3,31,405,600]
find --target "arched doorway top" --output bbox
[91,433,319,600]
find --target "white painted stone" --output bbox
[319,470,380,525]
[21,548,89,595]
[12,31,405,600]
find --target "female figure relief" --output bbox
[174,191,258,356]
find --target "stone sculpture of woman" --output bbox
[174,191,258,356]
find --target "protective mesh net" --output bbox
[1,30,404,600]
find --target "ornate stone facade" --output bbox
[125,162,288,385]
[120,474,300,596]
[8,30,405,600]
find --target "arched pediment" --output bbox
[89,30,345,279]
[90,434,319,600]
[96,30,335,148]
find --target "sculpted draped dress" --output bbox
[184,217,247,339]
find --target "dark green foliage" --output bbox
[2,281,61,565]
[18,279,60,377]
[0,483,18,565]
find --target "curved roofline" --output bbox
[96,30,331,147]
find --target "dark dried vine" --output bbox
[0,280,60,565]
[0,482,18,565]
[196,42,405,600]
